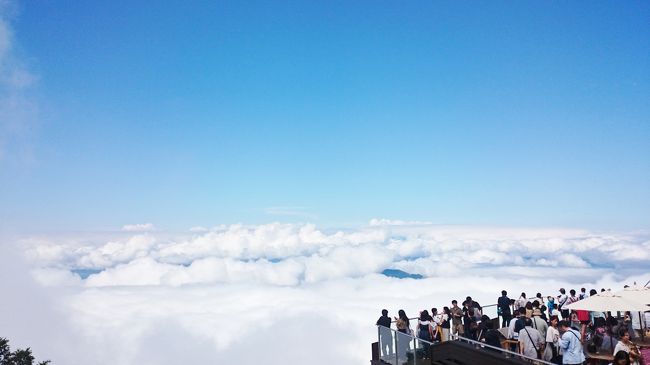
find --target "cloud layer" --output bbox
[5,221,649,365]
[25,222,650,288]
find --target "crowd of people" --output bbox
[376,288,648,365]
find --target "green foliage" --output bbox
[0,338,51,365]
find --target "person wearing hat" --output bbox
[531,307,549,340]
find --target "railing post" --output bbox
[412,336,417,365]
[377,325,381,357]
[393,330,398,365]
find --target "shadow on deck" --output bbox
[371,340,533,365]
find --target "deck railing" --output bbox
[376,324,555,365]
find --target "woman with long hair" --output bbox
[395,309,411,334]
[543,315,561,363]
[394,309,411,361]
[417,310,434,342]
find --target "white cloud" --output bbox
[6,222,650,365]
[121,223,155,232]
[369,218,433,226]
[264,206,318,220]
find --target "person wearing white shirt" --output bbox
[543,315,561,362]
[519,318,544,360]
[613,330,640,365]
[508,312,519,339]
[515,292,528,311]
[558,288,569,319]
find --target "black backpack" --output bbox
[419,325,432,341]
[514,317,525,334]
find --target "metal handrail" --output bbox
[390,303,497,321]
[454,334,556,365]
[376,324,437,365]
[376,324,555,365]
[377,324,437,345]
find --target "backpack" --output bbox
[514,317,525,334]
[419,325,432,341]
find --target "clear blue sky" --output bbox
[1,1,649,232]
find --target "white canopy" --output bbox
[565,290,650,312]
[619,286,650,306]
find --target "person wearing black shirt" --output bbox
[465,296,483,312]
[376,309,393,357]
[498,290,512,328]
[482,320,503,351]
[513,307,527,335]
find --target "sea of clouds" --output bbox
[1,220,649,365]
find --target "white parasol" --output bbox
[564,290,649,312]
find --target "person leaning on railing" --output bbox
[394,309,412,360]
[394,309,411,334]
[376,309,393,358]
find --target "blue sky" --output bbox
[1,1,649,232]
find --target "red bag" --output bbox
[576,310,589,322]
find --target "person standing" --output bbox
[519,318,544,360]
[463,300,478,340]
[547,296,556,318]
[531,308,549,343]
[515,292,528,311]
[579,288,588,300]
[431,308,442,342]
[543,315,561,363]
[498,290,512,328]
[558,288,569,320]
[450,300,464,338]
[417,310,435,345]
[558,320,586,365]
[376,309,393,358]
[440,307,451,342]
[394,309,411,361]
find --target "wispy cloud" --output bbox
[121,223,155,232]
[264,206,317,219]
[0,1,38,163]
[369,218,433,226]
